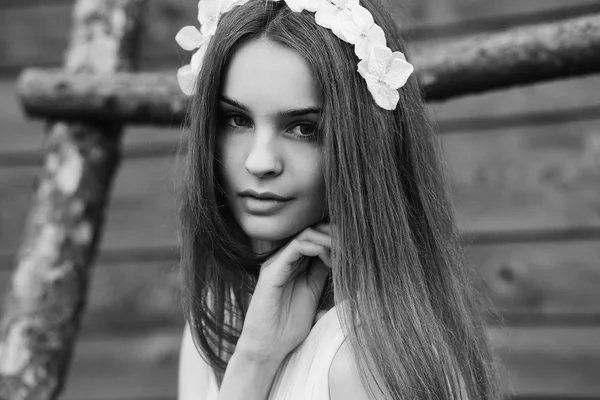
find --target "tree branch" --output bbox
[15,13,600,127]
[0,1,146,399]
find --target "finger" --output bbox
[297,227,331,249]
[298,229,331,266]
[279,240,324,284]
[296,239,331,267]
[293,239,328,260]
[260,237,330,286]
[260,240,291,270]
[262,225,331,271]
[313,222,331,235]
[316,246,331,267]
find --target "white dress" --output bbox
[206,301,349,400]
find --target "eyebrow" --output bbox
[219,94,322,118]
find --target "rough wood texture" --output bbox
[14,13,600,125]
[0,1,146,399]
[17,70,186,126]
[418,12,600,101]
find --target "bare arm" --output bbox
[178,321,284,400]
[216,345,283,400]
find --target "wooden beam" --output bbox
[418,12,600,101]
[0,1,146,399]
[15,13,600,125]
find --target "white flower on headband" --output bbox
[333,5,385,59]
[197,0,223,35]
[177,65,196,96]
[176,26,210,51]
[315,0,358,29]
[357,44,414,110]
[175,0,415,110]
[175,26,211,95]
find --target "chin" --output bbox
[238,214,306,242]
[240,220,297,242]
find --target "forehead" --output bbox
[220,38,321,112]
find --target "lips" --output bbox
[238,190,293,215]
[238,189,293,201]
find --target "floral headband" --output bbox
[175,0,415,110]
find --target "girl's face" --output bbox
[216,37,327,243]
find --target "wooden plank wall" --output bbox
[1,0,600,399]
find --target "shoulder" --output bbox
[329,339,387,400]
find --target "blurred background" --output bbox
[1,0,600,399]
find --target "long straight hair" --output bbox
[178,0,502,398]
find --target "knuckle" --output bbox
[287,238,307,256]
[296,228,313,240]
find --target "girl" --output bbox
[176,0,501,398]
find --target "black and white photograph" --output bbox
[1,0,599,399]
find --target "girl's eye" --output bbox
[221,113,318,140]
[288,123,318,140]
[224,114,251,128]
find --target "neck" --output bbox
[251,239,276,254]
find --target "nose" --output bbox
[245,133,283,178]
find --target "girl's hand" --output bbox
[236,222,332,363]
